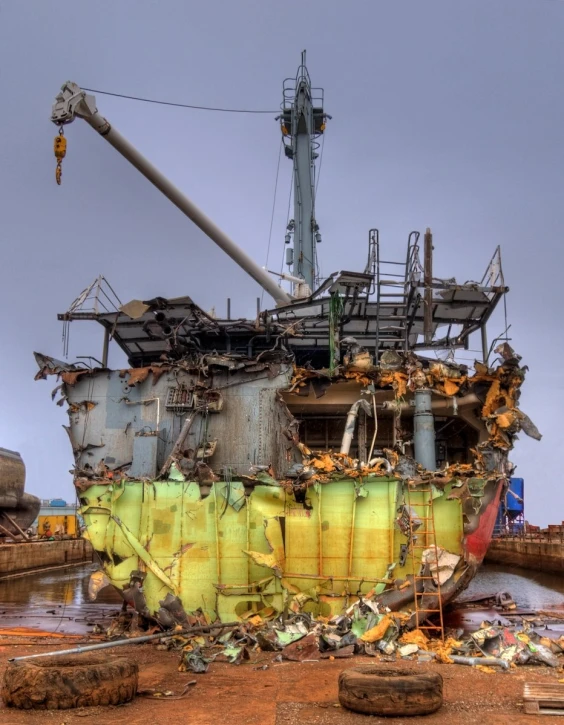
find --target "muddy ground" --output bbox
[1,635,563,724]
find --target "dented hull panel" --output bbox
[0,448,41,536]
[80,476,467,622]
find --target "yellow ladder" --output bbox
[406,485,444,639]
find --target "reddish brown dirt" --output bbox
[1,636,563,724]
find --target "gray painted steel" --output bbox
[413,389,437,472]
[129,435,159,479]
[290,69,316,290]
[65,366,295,479]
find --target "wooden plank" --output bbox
[1,512,30,541]
[524,682,564,716]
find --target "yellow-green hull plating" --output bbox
[81,476,464,621]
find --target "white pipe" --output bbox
[9,621,240,662]
[367,394,378,462]
[449,655,509,670]
[340,399,373,455]
[382,393,479,413]
[367,457,392,474]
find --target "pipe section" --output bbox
[367,457,392,474]
[413,389,436,471]
[340,399,372,455]
[382,393,479,413]
[8,621,241,662]
[449,655,509,670]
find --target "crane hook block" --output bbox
[54,131,66,185]
[54,134,67,160]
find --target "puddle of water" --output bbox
[0,561,562,635]
[469,563,564,610]
[0,563,122,634]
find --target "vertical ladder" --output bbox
[374,230,421,358]
[406,485,445,639]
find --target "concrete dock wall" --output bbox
[0,539,92,577]
[486,538,564,573]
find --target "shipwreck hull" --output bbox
[34,341,527,625]
[37,60,540,633]
[81,474,503,622]
[0,448,41,536]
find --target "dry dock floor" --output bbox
[1,636,563,724]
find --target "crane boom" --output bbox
[51,82,292,306]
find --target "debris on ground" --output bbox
[96,590,564,677]
[138,681,196,700]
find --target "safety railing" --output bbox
[493,525,564,543]
[480,245,504,290]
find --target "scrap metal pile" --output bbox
[35,341,540,488]
[103,592,564,675]
[34,64,545,637]
[263,340,540,498]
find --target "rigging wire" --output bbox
[315,133,325,197]
[311,131,326,285]
[260,139,283,308]
[49,566,73,634]
[280,178,294,275]
[502,282,509,343]
[81,88,278,114]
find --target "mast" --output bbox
[280,52,327,296]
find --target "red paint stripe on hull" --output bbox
[465,479,504,562]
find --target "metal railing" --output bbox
[493,525,564,543]
[480,245,504,291]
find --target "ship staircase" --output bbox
[406,485,445,639]
[370,230,422,358]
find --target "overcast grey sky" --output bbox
[1,0,562,525]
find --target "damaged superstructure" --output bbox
[36,55,540,630]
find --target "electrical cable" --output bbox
[49,558,75,635]
[315,132,325,197]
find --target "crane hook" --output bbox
[54,125,66,185]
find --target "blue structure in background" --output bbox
[495,477,524,535]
